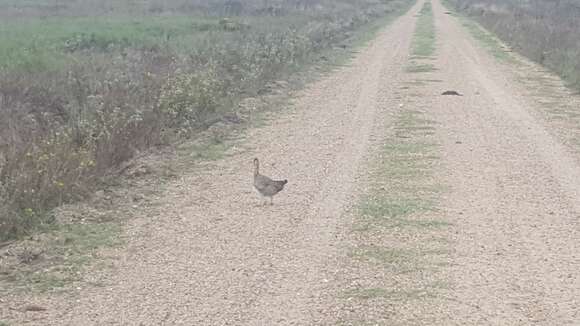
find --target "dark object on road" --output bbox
[442,90,463,96]
[23,304,47,312]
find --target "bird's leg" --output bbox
[270,197,274,206]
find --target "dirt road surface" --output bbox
[3,0,580,324]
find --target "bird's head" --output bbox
[253,158,260,174]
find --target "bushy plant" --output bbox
[159,67,226,133]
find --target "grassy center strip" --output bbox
[357,109,443,230]
[341,101,450,324]
[339,3,450,323]
[406,1,437,73]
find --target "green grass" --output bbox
[353,106,448,246]
[411,1,436,58]
[344,287,436,301]
[359,197,431,219]
[183,141,230,162]
[351,245,449,273]
[406,1,437,73]
[0,222,122,293]
[0,14,313,71]
[419,78,443,83]
[403,80,428,86]
[0,15,204,71]
[406,62,437,73]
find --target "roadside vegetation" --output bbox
[446,0,580,90]
[0,0,415,241]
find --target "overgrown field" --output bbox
[447,0,580,90]
[0,0,414,240]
